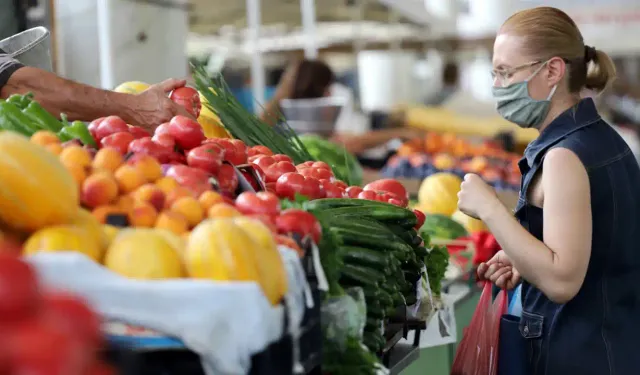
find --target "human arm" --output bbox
[260,61,299,126]
[1,67,193,131]
[458,148,592,303]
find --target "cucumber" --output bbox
[363,331,386,352]
[311,205,416,224]
[342,246,391,269]
[405,293,417,306]
[306,197,404,210]
[367,304,385,320]
[330,227,412,259]
[341,264,385,286]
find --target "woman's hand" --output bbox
[457,173,502,220]
[273,61,300,101]
[478,250,521,290]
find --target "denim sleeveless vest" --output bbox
[515,98,640,375]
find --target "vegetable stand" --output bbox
[0,74,451,375]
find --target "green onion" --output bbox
[193,65,313,164]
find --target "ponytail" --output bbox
[585,48,617,93]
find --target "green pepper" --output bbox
[6,93,34,110]
[0,100,39,136]
[56,127,74,142]
[63,120,96,147]
[22,101,62,132]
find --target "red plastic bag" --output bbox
[451,282,508,375]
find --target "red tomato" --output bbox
[94,116,129,142]
[0,255,39,323]
[265,182,277,194]
[272,154,293,164]
[168,152,186,165]
[155,122,170,136]
[251,155,276,172]
[165,165,211,195]
[205,139,248,165]
[128,137,173,163]
[87,362,117,375]
[333,180,348,190]
[169,86,202,118]
[100,132,135,155]
[264,161,297,183]
[87,117,105,140]
[152,133,176,149]
[275,173,325,200]
[299,167,333,181]
[297,161,332,172]
[346,186,363,199]
[321,180,346,198]
[167,115,206,150]
[247,145,273,157]
[187,143,225,174]
[215,164,239,194]
[42,292,101,348]
[363,179,409,207]
[275,209,322,244]
[7,319,87,375]
[413,209,426,230]
[128,126,150,139]
[236,191,281,216]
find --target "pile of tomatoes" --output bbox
[0,251,113,375]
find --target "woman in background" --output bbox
[261,58,421,154]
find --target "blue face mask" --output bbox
[492,61,558,128]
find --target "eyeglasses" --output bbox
[491,61,542,85]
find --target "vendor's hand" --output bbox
[478,250,521,290]
[457,173,501,220]
[128,78,195,131]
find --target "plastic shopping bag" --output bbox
[451,282,507,375]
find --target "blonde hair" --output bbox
[500,7,617,94]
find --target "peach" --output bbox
[31,130,60,146]
[128,154,163,182]
[198,190,224,211]
[207,203,241,219]
[115,195,135,213]
[93,147,124,173]
[155,211,189,235]
[44,143,64,155]
[164,187,194,209]
[59,145,92,169]
[170,196,204,228]
[132,184,166,211]
[81,172,119,209]
[128,202,158,228]
[92,205,127,224]
[155,177,179,195]
[65,163,90,187]
[114,164,146,194]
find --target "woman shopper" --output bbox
[457,6,640,375]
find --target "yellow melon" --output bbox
[24,225,102,262]
[418,172,462,216]
[113,81,150,94]
[452,210,487,234]
[233,217,288,305]
[185,218,259,282]
[0,132,79,232]
[104,228,184,279]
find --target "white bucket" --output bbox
[0,27,52,71]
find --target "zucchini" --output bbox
[342,246,391,269]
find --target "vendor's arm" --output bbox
[331,128,424,155]
[1,66,193,130]
[477,148,592,303]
